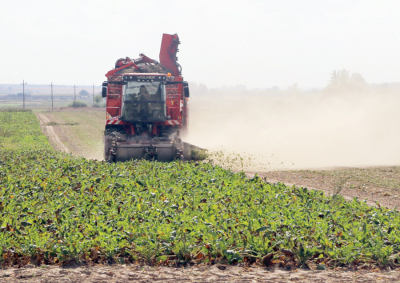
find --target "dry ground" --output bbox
[251,166,400,209]
[2,263,400,282]
[35,107,105,160]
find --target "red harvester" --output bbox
[102,33,203,162]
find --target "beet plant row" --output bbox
[1,111,400,269]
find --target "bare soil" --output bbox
[251,166,400,209]
[2,263,400,282]
[36,114,70,153]
[35,108,105,160]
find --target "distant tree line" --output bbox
[188,69,399,96]
[324,69,367,93]
[188,82,208,95]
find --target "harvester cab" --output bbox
[121,74,167,123]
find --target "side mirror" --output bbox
[183,81,190,98]
[102,82,108,98]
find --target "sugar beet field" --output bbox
[2,110,400,273]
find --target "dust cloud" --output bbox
[186,90,400,171]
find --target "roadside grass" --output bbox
[50,111,104,150]
[0,100,78,110]
[0,108,32,112]
[0,103,23,108]
[45,121,79,126]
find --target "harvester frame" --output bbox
[102,34,200,162]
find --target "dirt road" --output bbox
[37,114,70,153]
[35,108,104,160]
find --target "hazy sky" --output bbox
[1,0,399,89]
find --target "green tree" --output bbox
[69,101,87,107]
[94,94,102,103]
[79,89,90,96]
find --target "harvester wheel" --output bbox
[104,135,113,163]
[104,135,110,162]
[104,129,126,163]
[107,154,116,163]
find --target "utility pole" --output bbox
[74,85,76,104]
[21,80,27,109]
[50,82,54,111]
[92,83,95,105]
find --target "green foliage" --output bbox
[92,102,106,108]
[191,149,208,161]
[0,108,32,113]
[68,101,87,107]
[94,95,103,103]
[79,89,90,96]
[92,95,105,107]
[0,112,50,149]
[1,112,400,268]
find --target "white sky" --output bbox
[0,0,399,89]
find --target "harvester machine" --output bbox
[102,33,204,162]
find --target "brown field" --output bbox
[257,166,400,209]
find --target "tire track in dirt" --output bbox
[37,114,70,153]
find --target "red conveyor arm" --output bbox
[159,34,181,76]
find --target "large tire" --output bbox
[104,135,114,163]
[104,132,110,161]
[104,129,125,163]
